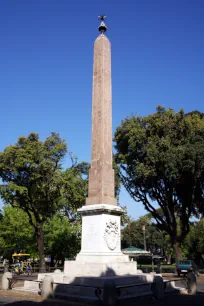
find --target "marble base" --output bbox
[36,272,156,300]
[75,252,129,263]
[15,273,181,302]
[63,204,137,276]
[64,260,137,276]
[76,204,130,263]
[16,271,182,302]
[34,204,139,300]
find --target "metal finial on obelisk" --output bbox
[98,14,107,33]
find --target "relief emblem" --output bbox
[104,220,119,250]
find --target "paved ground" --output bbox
[0,291,203,306]
[0,274,203,305]
[162,273,204,293]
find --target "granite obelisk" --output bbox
[70,16,135,271]
[86,16,116,206]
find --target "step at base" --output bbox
[12,287,39,294]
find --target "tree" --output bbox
[0,206,35,259]
[59,161,89,221]
[183,219,204,264]
[44,213,81,264]
[0,132,67,271]
[0,206,81,264]
[120,206,132,226]
[114,107,204,261]
[195,219,204,255]
[121,216,166,255]
[113,159,121,202]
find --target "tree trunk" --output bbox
[166,243,172,264]
[51,256,55,267]
[36,222,46,273]
[173,241,183,262]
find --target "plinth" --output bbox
[64,204,137,276]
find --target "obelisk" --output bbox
[86,15,116,206]
[65,16,136,275]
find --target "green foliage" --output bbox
[122,216,166,252]
[0,132,67,270]
[0,206,35,258]
[59,161,89,221]
[0,206,81,262]
[196,219,204,253]
[114,107,204,258]
[113,159,121,201]
[120,206,132,226]
[0,132,67,225]
[44,213,81,261]
[183,219,204,261]
[0,132,90,268]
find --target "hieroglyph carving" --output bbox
[104,220,119,250]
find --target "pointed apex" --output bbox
[98,15,107,34]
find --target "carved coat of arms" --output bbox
[104,220,119,250]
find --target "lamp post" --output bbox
[142,225,147,251]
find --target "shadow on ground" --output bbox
[1,292,204,306]
[2,269,204,305]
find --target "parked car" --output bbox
[176,260,199,276]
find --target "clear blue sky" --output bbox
[0,0,204,219]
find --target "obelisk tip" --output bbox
[98,15,107,34]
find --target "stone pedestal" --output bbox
[64,204,137,276]
[77,205,128,262]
